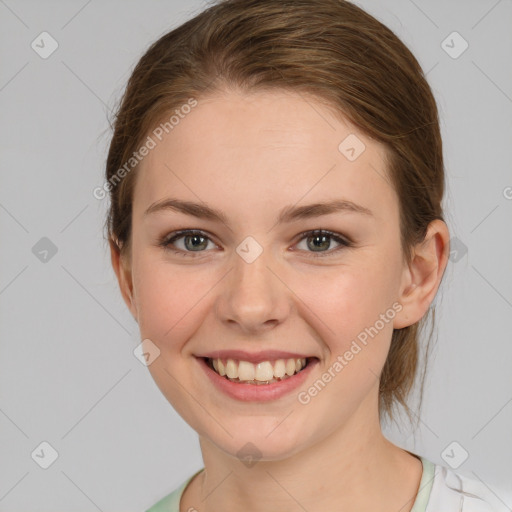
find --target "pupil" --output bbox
[309,234,329,251]
[186,234,207,251]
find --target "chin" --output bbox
[206,418,308,463]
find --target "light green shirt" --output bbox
[146,456,435,512]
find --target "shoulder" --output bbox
[426,461,511,512]
[145,469,203,512]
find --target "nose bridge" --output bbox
[218,235,290,330]
[234,242,273,294]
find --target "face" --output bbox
[114,88,419,460]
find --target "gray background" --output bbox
[1,0,511,510]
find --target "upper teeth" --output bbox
[211,358,307,382]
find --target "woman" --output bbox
[104,0,507,510]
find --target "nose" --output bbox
[215,244,292,334]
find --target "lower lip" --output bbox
[197,357,318,402]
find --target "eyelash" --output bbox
[158,229,352,258]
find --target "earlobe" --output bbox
[109,238,138,321]
[393,220,450,329]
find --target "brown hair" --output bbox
[104,0,446,426]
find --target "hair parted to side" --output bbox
[104,0,446,426]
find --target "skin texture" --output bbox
[110,88,449,512]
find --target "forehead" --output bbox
[133,89,398,225]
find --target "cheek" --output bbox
[132,257,209,354]
[290,268,396,422]
[131,258,215,425]
[293,263,394,342]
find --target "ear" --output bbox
[109,238,138,321]
[393,219,450,329]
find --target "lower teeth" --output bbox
[225,375,292,385]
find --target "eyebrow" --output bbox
[144,197,374,224]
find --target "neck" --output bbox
[184,394,422,512]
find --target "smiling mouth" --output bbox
[204,356,315,385]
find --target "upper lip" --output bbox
[196,350,316,364]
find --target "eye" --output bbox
[294,229,352,257]
[159,230,217,256]
[159,228,352,258]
